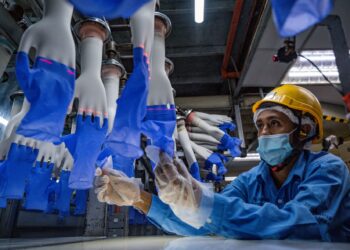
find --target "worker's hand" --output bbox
[155,152,209,228]
[94,157,141,206]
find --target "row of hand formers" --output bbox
[176,111,241,182]
[0,0,152,211]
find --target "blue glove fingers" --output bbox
[45,178,60,214]
[0,162,6,207]
[105,47,149,158]
[219,122,236,132]
[189,162,201,181]
[16,53,75,143]
[23,161,54,211]
[0,197,6,208]
[218,134,242,157]
[61,134,77,156]
[69,0,152,19]
[69,115,108,189]
[74,189,88,215]
[56,170,73,216]
[0,144,38,199]
[143,105,176,157]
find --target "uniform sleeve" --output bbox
[200,156,349,240]
[220,175,248,201]
[147,194,210,236]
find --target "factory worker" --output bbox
[95,84,350,242]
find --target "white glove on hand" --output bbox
[155,152,213,228]
[94,157,141,206]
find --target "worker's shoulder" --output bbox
[307,150,344,165]
[305,150,348,173]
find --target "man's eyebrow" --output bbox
[257,115,283,121]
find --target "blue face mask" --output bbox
[256,130,295,166]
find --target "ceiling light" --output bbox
[195,0,205,23]
[282,50,346,85]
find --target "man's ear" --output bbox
[299,124,311,138]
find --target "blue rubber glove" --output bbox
[96,148,135,178]
[206,172,224,182]
[105,47,149,158]
[61,133,77,156]
[15,52,75,143]
[112,154,135,178]
[23,161,54,211]
[0,143,38,199]
[218,133,242,157]
[56,170,73,217]
[189,162,201,181]
[205,152,227,178]
[74,189,88,215]
[69,115,108,190]
[0,198,6,208]
[219,122,236,132]
[69,0,151,19]
[142,104,176,157]
[45,178,60,214]
[0,160,6,208]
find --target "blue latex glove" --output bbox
[142,105,176,157]
[68,115,108,190]
[0,160,6,208]
[219,122,236,132]
[105,47,149,158]
[0,143,38,199]
[112,154,135,177]
[0,198,6,208]
[23,161,54,211]
[218,133,242,157]
[15,52,75,143]
[205,172,224,182]
[96,148,135,178]
[45,178,60,214]
[205,152,227,178]
[74,189,88,215]
[271,0,333,37]
[55,170,73,217]
[189,162,201,181]
[69,0,151,19]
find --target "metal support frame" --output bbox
[320,15,350,94]
[234,103,247,156]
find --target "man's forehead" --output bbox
[256,109,290,121]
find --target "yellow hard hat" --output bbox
[252,84,323,143]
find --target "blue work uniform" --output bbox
[147,150,350,242]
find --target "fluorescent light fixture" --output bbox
[282,50,348,85]
[0,116,8,126]
[195,0,205,23]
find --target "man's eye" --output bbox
[256,123,263,129]
[271,120,280,127]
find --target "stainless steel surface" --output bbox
[1,236,348,250]
[73,17,112,42]
[154,11,172,38]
